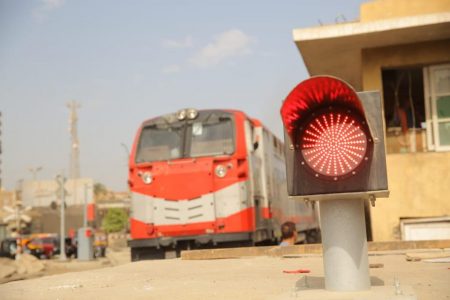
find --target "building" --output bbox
[21,178,94,208]
[292,0,450,241]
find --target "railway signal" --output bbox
[280,76,389,292]
[2,205,32,225]
[55,175,69,198]
[281,76,388,199]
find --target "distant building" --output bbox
[293,0,450,241]
[0,188,15,208]
[21,178,94,208]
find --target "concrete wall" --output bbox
[361,39,450,91]
[360,39,450,240]
[21,178,94,207]
[371,152,450,241]
[360,0,450,22]
[30,206,85,234]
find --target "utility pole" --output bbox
[67,101,80,204]
[56,173,67,261]
[15,179,23,259]
[83,183,90,228]
[120,142,130,159]
[28,166,42,206]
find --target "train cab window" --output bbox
[135,125,183,162]
[190,117,234,157]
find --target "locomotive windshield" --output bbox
[135,125,184,163]
[135,111,235,163]
[190,116,234,157]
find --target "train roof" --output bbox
[141,108,258,126]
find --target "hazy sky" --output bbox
[1,0,365,191]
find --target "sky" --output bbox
[0,0,365,192]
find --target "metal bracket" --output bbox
[288,190,389,202]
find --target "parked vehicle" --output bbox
[20,234,58,259]
[0,238,18,259]
[25,236,57,259]
[128,108,320,261]
[94,231,107,258]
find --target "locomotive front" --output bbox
[128,109,255,260]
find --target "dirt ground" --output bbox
[0,249,449,300]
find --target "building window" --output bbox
[382,68,426,153]
[382,64,450,153]
[424,64,450,152]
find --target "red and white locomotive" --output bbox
[128,108,319,260]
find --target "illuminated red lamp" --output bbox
[281,76,373,181]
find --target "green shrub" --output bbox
[101,208,128,233]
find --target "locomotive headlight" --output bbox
[141,172,153,184]
[215,165,227,178]
[177,109,187,120]
[187,108,198,120]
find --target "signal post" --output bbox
[281,77,389,292]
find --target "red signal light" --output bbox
[298,107,370,180]
[281,76,373,181]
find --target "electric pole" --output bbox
[67,101,80,204]
[67,101,80,179]
[56,173,67,261]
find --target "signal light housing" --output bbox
[281,76,388,200]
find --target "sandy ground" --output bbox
[0,250,449,300]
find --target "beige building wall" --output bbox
[360,35,450,241]
[372,152,450,240]
[360,0,450,22]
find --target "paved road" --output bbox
[0,251,449,299]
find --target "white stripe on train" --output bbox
[131,180,251,226]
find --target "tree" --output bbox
[101,208,128,233]
[94,182,107,196]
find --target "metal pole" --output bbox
[319,198,370,291]
[120,142,130,159]
[15,202,21,260]
[59,174,67,261]
[14,180,23,260]
[83,184,88,228]
[29,166,42,206]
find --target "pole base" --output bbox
[320,198,370,291]
[283,284,417,300]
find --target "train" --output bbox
[127,108,319,261]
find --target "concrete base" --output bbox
[77,227,94,261]
[281,284,417,300]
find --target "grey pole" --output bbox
[59,174,67,261]
[14,179,23,260]
[83,184,89,228]
[15,202,20,260]
[319,198,370,291]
